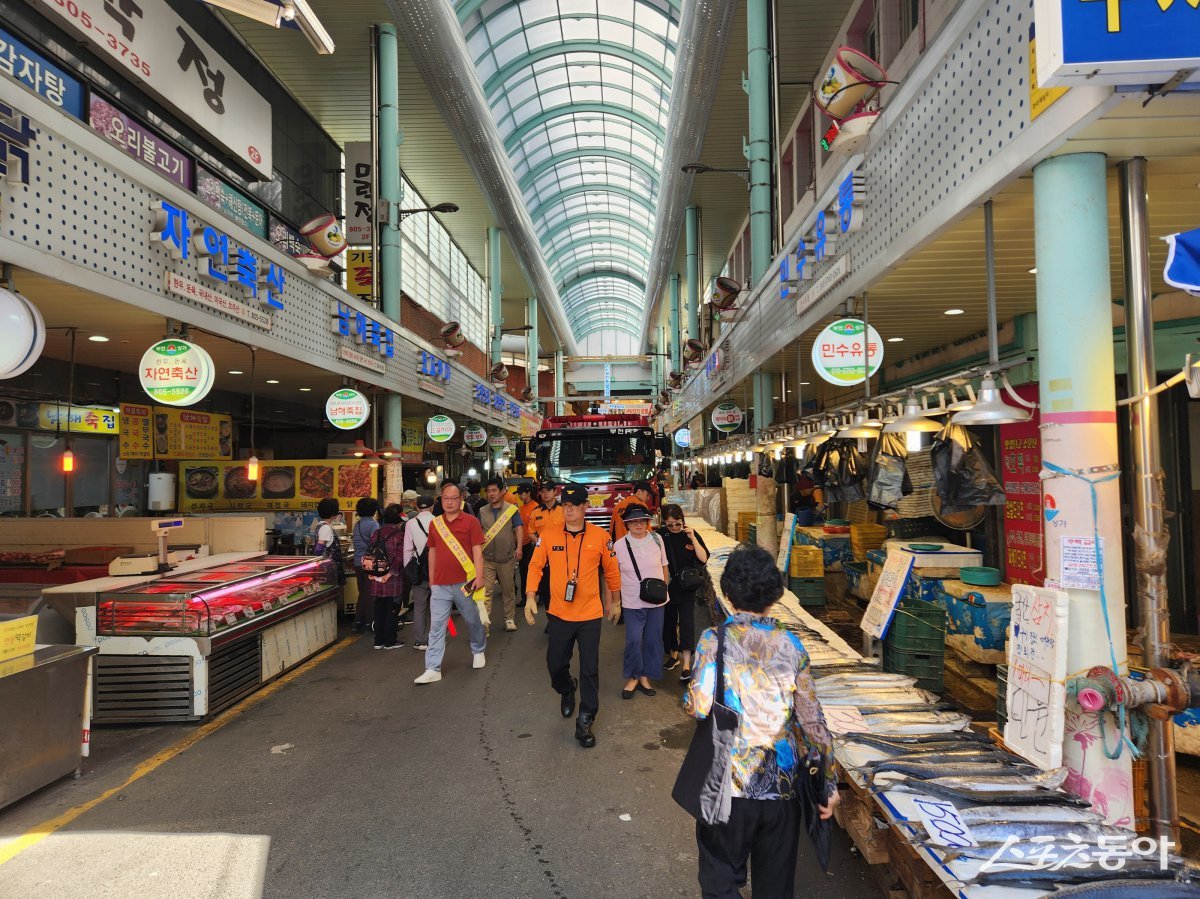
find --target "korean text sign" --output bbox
[31,0,272,177]
[0,26,86,119]
[999,385,1043,585]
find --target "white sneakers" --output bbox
[473,652,487,669]
[414,669,442,684]
[504,618,517,632]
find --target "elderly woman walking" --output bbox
[613,503,669,699]
[685,544,839,898]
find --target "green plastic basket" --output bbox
[882,645,945,692]
[788,576,824,606]
[885,596,947,654]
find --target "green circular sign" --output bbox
[811,318,884,386]
[463,424,487,448]
[711,402,743,434]
[325,388,371,430]
[139,339,214,407]
[426,414,456,443]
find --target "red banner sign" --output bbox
[999,384,1043,585]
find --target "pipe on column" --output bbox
[1033,152,1132,826]
[1120,156,1178,844]
[488,226,503,367]
[685,206,701,342]
[377,24,403,448]
[554,351,564,416]
[669,274,682,373]
[746,0,773,285]
[527,296,539,405]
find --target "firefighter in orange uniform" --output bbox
[529,482,564,609]
[610,480,656,542]
[516,482,539,612]
[524,484,622,748]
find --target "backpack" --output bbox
[361,527,392,576]
[403,518,429,584]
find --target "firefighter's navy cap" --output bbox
[632,480,653,494]
[621,504,653,522]
[516,482,534,497]
[561,484,589,505]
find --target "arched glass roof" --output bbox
[457,0,679,343]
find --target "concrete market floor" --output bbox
[0,614,882,899]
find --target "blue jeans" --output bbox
[425,583,487,672]
[622,606,665,680]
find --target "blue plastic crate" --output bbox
[865,548,887,569]
[795,531,853,570]
[906,571,945,605]
[936,583,1012,650]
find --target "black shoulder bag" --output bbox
[623,536,669,606]
[403,518,429,585]
[672,620,739,824]
[664,532,705,593]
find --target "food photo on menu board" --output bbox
[119,404,233,461]
[179,460,376,512]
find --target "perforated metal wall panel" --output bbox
[0,76,527,430]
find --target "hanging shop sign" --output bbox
[119,403,231,460]
[488,433,509,451]
[416,349,451,397]
[325,388,371,431]
[426,414,456,443]
[345,250,372,299]
[401,418,425,463]
[1033,0,1200,87]
[30,0,273,178]
[472,382,522,422]
[687,415,706,450]
[152,199,286,313]
[463,424,488,448]
[329,300,395,373]
[999,385,1043,586]
[520,408,542,438]
[138,338,214,407]
[811,319,883,387]
[344,142,373,245]
[673,427,692,449]
[179,458,377,513]
[0,26,86,120]
[0,400,118,434]
[0,288,45,380]
[0,103,35,186]
[89,95,192,189]
[711,402,744,434]
[196,167,267,239]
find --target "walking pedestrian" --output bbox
[524,484,621,747]
[685,544,838,898]
[614,504,669,699]
[516,482,538,614]
[659,503,709,682]
[402,494,434,650]
[478,476,524,633]
[368,504,407,650]
[529,482,563,609]
[350,497,380,635]
[414,482,487,684]
[610,480,655,542]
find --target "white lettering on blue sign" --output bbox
[329,300,396,359]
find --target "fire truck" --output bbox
[531,414,659,529]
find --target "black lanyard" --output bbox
[565,526,585,582]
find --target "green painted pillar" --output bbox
[377,24,402,447]
[526,295,538,405]
[685,206,700,342]
[758,371,774,429]
[488,226,503,368]
[669,273,682,372]
[554,351,565,416]
[746,0,773,284]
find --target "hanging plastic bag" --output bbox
[868,431,911,510]
[930,423,1006,512]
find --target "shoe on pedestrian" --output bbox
[575,713,596,748]
[382,642,406,650]
[373,644,385,650]
[414,669,442,684]
[412,642,428,651]
[635,683,657,697]
[679,669,692,683]
[621,688,635,700]
[561,677,577,719]
[473,652,487,669]
[663,655,681,671]
[504,618,517,632]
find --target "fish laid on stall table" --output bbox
[877,768,1069,791]
[862,748,1031,766]
[938,821,1140,850]
[859,711,973,733]
[813,671,916,686]
[1049,879,1200,897]
[884,777,1090,807]
[966,860,1195,889]
[839,731,993,752]
[867,760,1038,781]
[951,804,1104,825]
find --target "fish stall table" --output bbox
[693,524,1188,899]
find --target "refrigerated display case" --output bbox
[74,554,340,723]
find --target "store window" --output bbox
[780,141,795,222]
[28,434,114,517]
[795,108,815,194]
[900,0,921,46]
[0,432,24,516]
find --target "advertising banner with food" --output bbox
[119,404,232,461]
[179,459,377,512]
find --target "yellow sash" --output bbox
[480,502,518,548]
[433,515,487,610]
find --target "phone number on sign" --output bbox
[47,0,151,77]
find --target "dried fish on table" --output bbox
[884,776,1090,807]
[952,804,1104,826]
[863,748,1029,766]
[966,860,1195,889]
[867,760,1035,782]
[1049,878,1200,897]
[859,711,973,733]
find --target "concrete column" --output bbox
[669,273,682,372]
[746,0,773,284]
[1033,152,1133,826]
[685,206,700,342]
[488,226,502,368]
[377,24,403,449]
[526,296,539,405]
[554,351,564,416]
[757,371,774,430]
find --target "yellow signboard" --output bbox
[179,459,378,513]
[0,614,37,663]
[119,404,232,461]
[11,402,119,434]
[345,249,373,299]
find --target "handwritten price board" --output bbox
[823,705,869,735]
[910,796,977,848]
[861,550,915,640]
[1005,584,1069,770]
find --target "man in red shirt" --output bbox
[415,481,487,685]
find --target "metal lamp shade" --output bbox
[837,410,881,439]
[946,384,977,412]
[950,375,1031,425]
[883,398,946,433]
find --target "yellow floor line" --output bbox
[0,635,355,867]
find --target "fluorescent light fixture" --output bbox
[202,0,285,27]
[266,379,280,384]
[887,336,904,343]
[285,0,336,54]
[88,334,109,342]
[944,308,965,316]
[229,370,244,375]
[200,0,335,54]
[1028,267,1038,274]
[299,387,312,392]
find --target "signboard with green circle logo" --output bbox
[674,427,692,448]
[489,433,509,450]
[711,402,743,434]
[426,414,456,443]
[463,423,487,448]
[139,338,215,407]
[810,318,884,386]
[325,388,371,430]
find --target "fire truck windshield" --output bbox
[537,433,656,485]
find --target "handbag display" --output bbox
[623,536,669,606]
[672,621,739,824]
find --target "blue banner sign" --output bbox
[0,27,86,120]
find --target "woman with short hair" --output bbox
[368,504,407,650]
[614,503,669,699]
[659,503,709,682]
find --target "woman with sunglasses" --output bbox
[659,503,709,682]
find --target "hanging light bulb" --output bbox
[946,384,977,412]
[837,409,883,439]
[61,448,75,473]
[376,440,399,459]
[883,393,946,434]
[344,439,377,458]
[247,454,259,481]
[951,373,1032,425]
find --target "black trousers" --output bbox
[696,798,800,899]
[546,615,601,716]
[663,584,697,656]
[372,591,399,647]
[519,551,532,603]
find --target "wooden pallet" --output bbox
[836,772,891,865]
[886,828,956,899]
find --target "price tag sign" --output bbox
[910,797,977,848]
[823,705,869,735]
[0,614,37,663]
